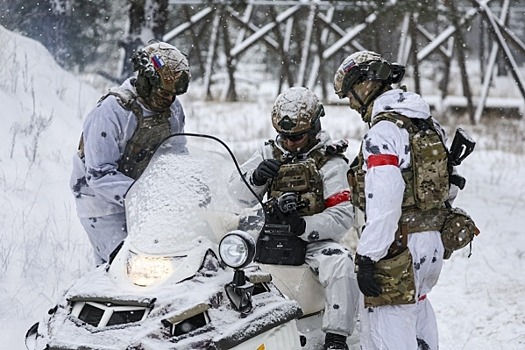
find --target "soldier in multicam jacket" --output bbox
[334,51,457,350]
[228,87,360,350]
[70,42,190,266]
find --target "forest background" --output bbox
[1,1,525,349]
[2,0,525,107]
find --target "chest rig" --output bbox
[267,140,341,216]
[349,113,450,255]
[79,87,172,181]
[255,140,346,266]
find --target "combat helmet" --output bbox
[334,51,405,121]
[271,87,325,139]
[132,42,190,111]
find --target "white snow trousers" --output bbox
[305,240,360,337]
[79,212,128,266]
[358,231,444,350]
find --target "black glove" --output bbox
[285,211,306,236]
[355,255,382,297]
[252,159,281,186]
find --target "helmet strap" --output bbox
[354,81,390,122]
[310,108,323,135]
[360,105,369,120]
[302,134,320,154]
[349,87,368,120]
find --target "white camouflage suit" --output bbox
[356,89,456,350]
[228,131,360,338]
[70,78,186,265]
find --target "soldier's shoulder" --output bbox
[373,112,410,128]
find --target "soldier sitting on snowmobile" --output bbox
[70,41,190,266]
[228,87,360,350]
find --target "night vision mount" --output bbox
[132,49,161,90]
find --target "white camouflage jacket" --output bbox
[228,131,354,243]
[70,78,185,218]
[356,89,456,261]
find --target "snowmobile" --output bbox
[25,133,309,350]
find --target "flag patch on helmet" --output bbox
[151,54,165,68]
[342,59,357,73]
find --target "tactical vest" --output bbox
[267,140,346,216]
[348,112,450,255]
[78,87,172,180]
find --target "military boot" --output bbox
[323,332,349,350]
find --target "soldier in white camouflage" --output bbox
[70,42,190,266]
[228,87,360,350]
[334,51,459,350]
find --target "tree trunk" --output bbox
[120,0,169,79]
[410,13,421,95]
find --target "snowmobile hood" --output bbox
[27,134,303,350]
[107,134,264,287]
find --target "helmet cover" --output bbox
[271,87,325,135]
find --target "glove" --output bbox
[252,159,281,186]
[355,255,382,297]
[285,211,306,236]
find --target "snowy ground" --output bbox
[1,25,525,349]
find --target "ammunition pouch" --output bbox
[255,224,307,266]
[389,206,480,260]
[365,248,416,308]
[385,208,447,258]
[441,207,480,259]
[269,159,325,216]
[409,123,449,210]
[367,206,480,306]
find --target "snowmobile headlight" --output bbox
[219,230,255,269]
[126,251,176,287]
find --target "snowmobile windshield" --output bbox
[124,134,264,256]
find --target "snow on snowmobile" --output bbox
[25,133,307,350]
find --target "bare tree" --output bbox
[120,0,169,78]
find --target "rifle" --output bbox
[448,128,476,190]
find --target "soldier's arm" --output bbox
[356,121,406,261]
[82,99,135,207]
[300,157,354,242]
